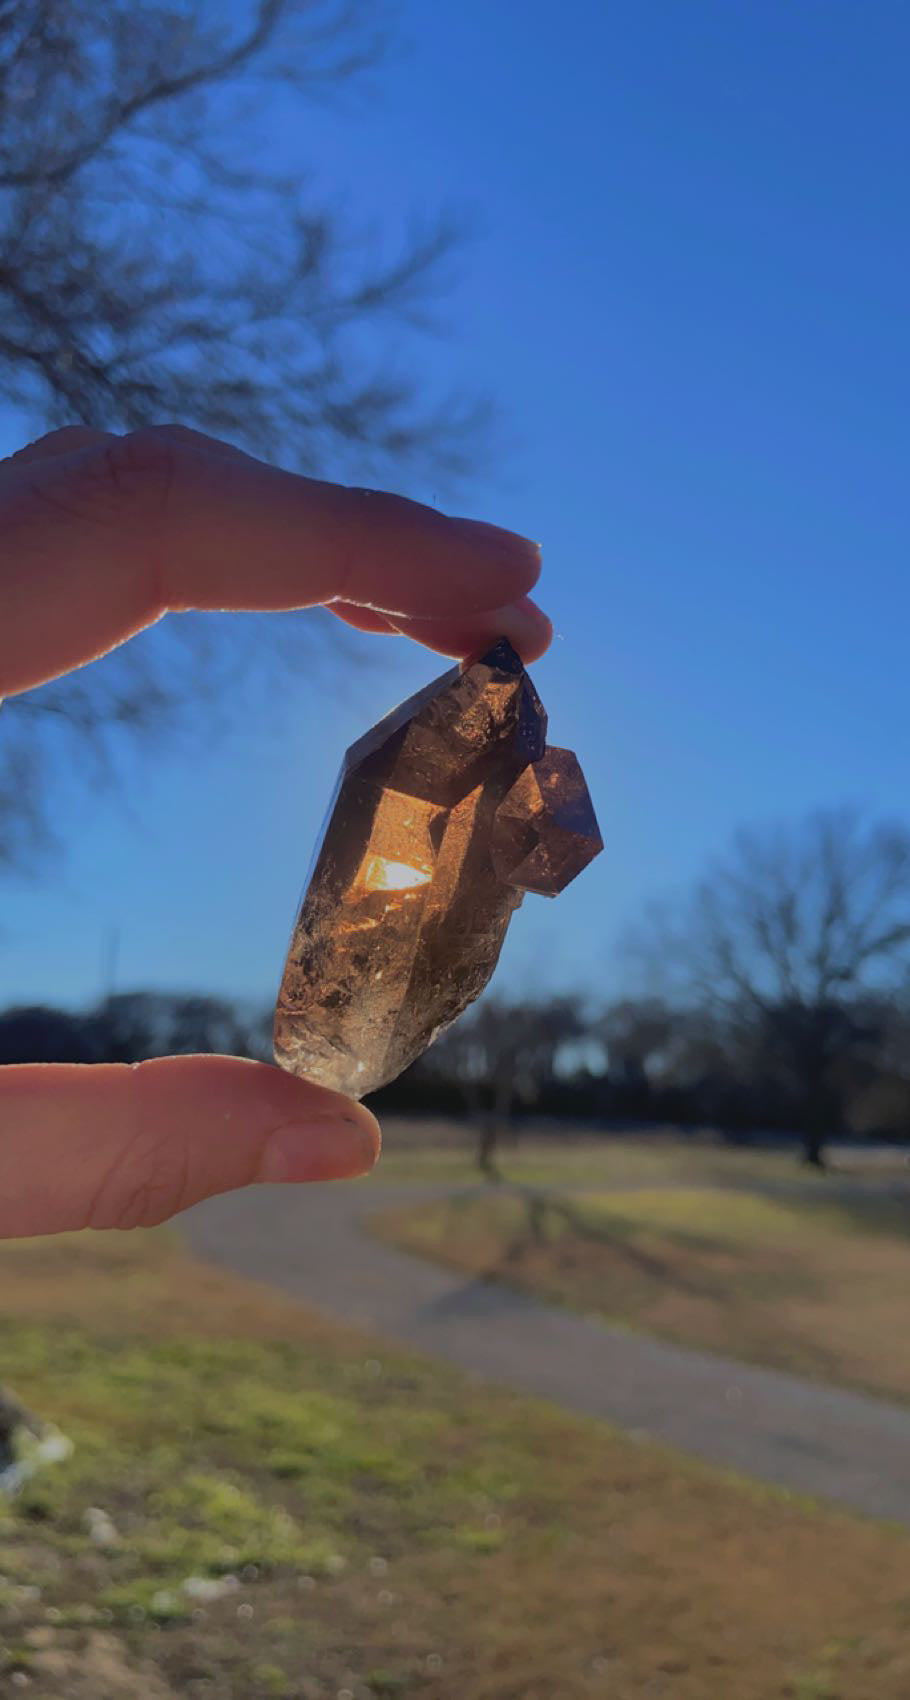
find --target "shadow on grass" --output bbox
[496,1187,768,1302]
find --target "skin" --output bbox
[0,425,551,1239]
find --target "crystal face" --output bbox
[274,638,603,1098]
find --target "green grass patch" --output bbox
[0,1227,907,1697]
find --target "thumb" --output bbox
[0,1055,380,1239]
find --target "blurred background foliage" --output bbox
[0,0,484,873]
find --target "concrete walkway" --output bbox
[180,1179,910,1527]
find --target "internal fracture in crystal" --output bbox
[274,638,603,1098]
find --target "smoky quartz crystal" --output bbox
[274,638,602,1097]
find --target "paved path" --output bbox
[180,1179,910,1527]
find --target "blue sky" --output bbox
[2,0,908,1011]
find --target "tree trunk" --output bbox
[800,1088,829,1169]
[802,1129,827,1168]
[477,1116,501,1180]
[475,1067,513,1181]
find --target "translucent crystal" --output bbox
[274,639,602,1097]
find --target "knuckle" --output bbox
[146,423,207,448]
[86,1134,190,1232]
[29,426,99,453]
[9,425,89,455]
[9,429,178,535]
[102,427,180,502]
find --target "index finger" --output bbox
[0,427,544,696]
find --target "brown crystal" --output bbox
[274,638,602,1098]
[492,747,604,896]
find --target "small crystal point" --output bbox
[274,640,602,1098]
[491,747,603,896]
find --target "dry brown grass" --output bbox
[0,1229,908,1698]
[374,1121,910,1187]
[376,1185,910,1403]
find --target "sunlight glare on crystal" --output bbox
[361,854,433,891]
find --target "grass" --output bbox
[0,1229,909,1697]
[373,1119,909,1189]
[375,1179,910,1403]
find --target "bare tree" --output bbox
[426,996,586,1178]
[633,809,910,1165]
[0,0,485,869]
[601,997,673,1093]
[849,996,910,1139]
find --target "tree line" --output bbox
[2,980,906,1173]
[4,803,909,1174]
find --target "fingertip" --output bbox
[351,1098,382,1167]
[258,1112,379,1184]
[134,1055,382,1187]
[256,1077,381,1185]
[380,593,553,664]
[333,490,542,618]
[510,596,553,662]
[480,594,552,662]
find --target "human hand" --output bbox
[0,425,550,1237]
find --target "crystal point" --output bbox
[274,640,602,1097]
[491,747,603,896]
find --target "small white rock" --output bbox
[182,1575,240,1603]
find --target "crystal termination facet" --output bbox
[274,638,603,1098]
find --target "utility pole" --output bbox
[101,925,120,1000]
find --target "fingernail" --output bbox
[258,1117,379,1184]
[450,516,542,566]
